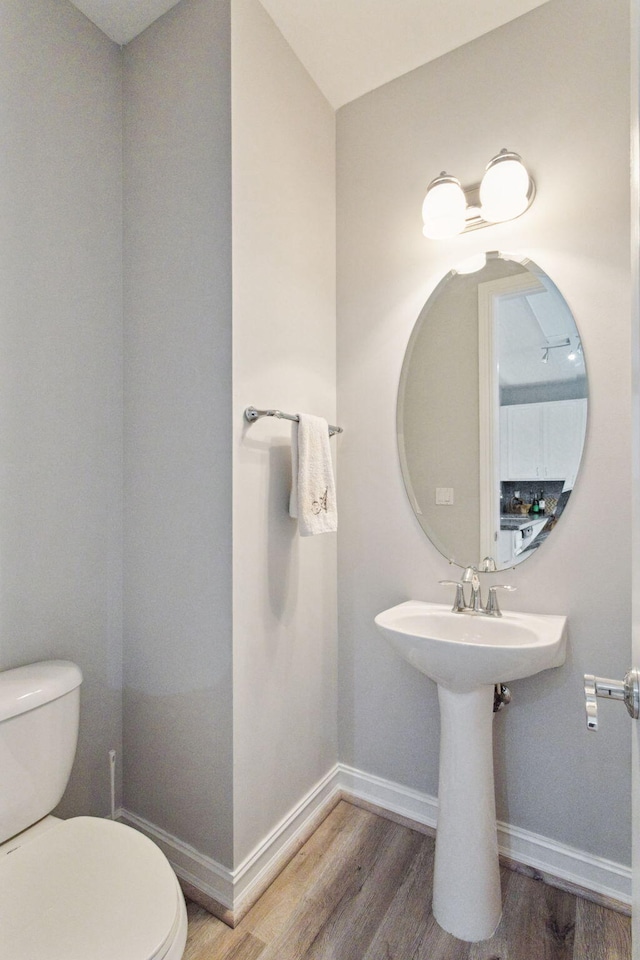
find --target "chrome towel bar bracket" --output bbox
[244,406,343,437]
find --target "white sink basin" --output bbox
[374,600,567,692]
[374,598,568,941]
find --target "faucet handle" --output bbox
[485,584,516,617]
[439,579,466,613]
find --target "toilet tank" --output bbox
[0,660,82,843]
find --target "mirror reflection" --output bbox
[398,252,587,570]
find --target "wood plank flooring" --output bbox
[183,801,631,960]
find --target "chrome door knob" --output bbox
[584,669,640,731]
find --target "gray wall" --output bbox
[0,0,334,874]
[0,0,123,819]
[231,0,338,865]
[122,0,234,865]
[337,0,631,863]
[121,0,337,872]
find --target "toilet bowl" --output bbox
[0,660,188,960]
[0,816,188,960]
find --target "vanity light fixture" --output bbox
[422,149,536,239]
[421,173,467,239]
[479,150,533,223]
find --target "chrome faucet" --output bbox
[439,566,516,617]
[463,566,484,612]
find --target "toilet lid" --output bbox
[0,817,182,960]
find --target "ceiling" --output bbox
[69,0,551,108]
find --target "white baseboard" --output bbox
[121,762,631,918]
[339,764,631,907]
[231,766,343,915]
[339,764,440,827]
[497,819,631,906]
[120,764,343,915]
[120,808,237,909]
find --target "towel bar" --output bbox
[244,406,342,437]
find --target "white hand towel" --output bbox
[289,414,337,536]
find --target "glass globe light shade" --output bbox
[422,174,467,239]
[479,150,531,223]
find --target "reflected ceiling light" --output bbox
[421,149,535,239]
[421,173,467,239]
[540,337,571,363]
[567,339,583,363]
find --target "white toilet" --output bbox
[0,660,188,960]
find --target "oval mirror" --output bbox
[398,252,587,570]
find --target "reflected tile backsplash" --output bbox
[501,480,567,518]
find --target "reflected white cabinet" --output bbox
[500,404,540,481]
[500,399,587,488]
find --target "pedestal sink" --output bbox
[374,600,567,942]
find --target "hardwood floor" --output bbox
[183,801,631,960]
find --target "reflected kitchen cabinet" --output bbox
[500,398,587,489]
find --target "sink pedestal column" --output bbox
[432,684,502,942]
